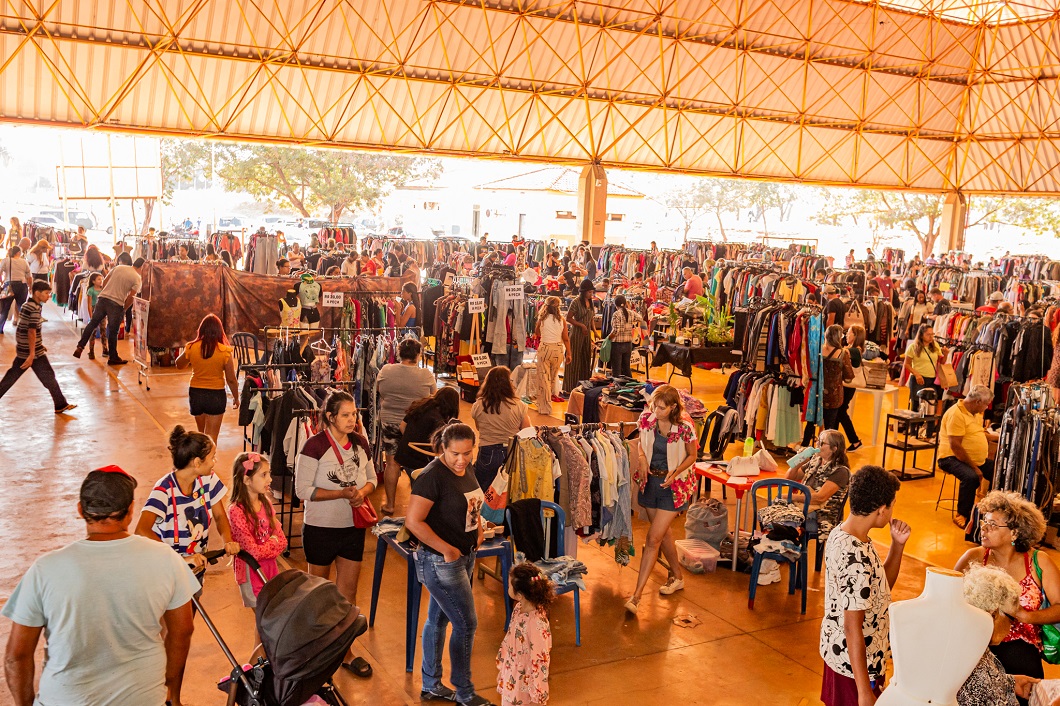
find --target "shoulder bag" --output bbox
[325,430,378,529]
[1033,550,1060,664]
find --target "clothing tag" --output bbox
[321,291,343,307]
[467,297,486,314]
[504,285,525,301]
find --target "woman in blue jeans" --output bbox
[406,423,493,706]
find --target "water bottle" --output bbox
[744,437,754,457]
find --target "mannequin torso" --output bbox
[878,567,993,706]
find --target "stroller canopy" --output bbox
[256,570,361,706]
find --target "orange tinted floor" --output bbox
[1,303,1058,706]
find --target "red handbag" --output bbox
[352,499,378,529]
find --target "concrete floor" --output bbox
[1,302,1058,706]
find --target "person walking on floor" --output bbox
[406,422,493,706]
[533,296,570,415]
[175,314,238,444]
[836,324,866,452]
[563,279,595,396]
[2,467,200,706]
[0,281,76,414]
[73,256,145,366]
[0,245,32,334]
[625,384,699,614]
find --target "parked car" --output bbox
[38,209,96,230]
[217,215,250,229]
[30,214,81,232]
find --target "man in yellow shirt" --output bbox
[937,386,998,529]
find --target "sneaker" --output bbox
[551,395,565,403]
[107,358,129,366]
[55,404,77,415]
[420,685,457,702]
[624,597,639,614]
[659,577,685,595]
[458,694,495,706]
[757,569,782,586]
[847,441,863,452]
[72,346,84,359]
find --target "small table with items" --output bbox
[565,388,642,423]
[882,413,940,481]
[650,342,741,391]
[694,462,779,571]
[369,530,513,672]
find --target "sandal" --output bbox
[342,656,373,678]
[380,505,395,516]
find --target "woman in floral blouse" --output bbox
[497,562,554,705]
[625,384,698,614]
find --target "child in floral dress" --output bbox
[497,562,555,705]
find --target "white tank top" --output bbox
[540,315,564,345]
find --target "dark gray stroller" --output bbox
[199,550,367,706]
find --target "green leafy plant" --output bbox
[695,293,735,344]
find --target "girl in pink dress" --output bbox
[497,563,555,705]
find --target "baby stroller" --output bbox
[197,550,367,706]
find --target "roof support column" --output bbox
[940,192,968,254]
[577,163,607,247]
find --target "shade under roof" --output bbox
[5,0,1060,193]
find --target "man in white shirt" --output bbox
[3,467,199,706]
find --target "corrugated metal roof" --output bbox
[5,0,1060,192]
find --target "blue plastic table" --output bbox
[369,533,513,672]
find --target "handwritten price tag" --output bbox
[472,353,492,368]
[322,291,344,307]
[467,298,486,314]
[504,285,525,301]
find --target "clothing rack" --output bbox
[993,382,1060,523]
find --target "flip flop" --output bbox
[381,505,395,516]
[342,656,373,678]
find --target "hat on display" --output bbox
[824,285,839,294]
[989,291,1005,302]
[579,278,596,293]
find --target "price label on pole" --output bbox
[322,291,344,308]
[467,297,486,314]
[504,285,525,301]
[472,353,492,369]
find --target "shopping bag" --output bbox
[483,460,510,511]
[599,336,612,364]
[935,361,958,390]
[752,448,778,472]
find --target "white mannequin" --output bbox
[878,567,992,706]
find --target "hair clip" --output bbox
[242,452,262,473]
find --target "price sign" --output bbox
[467,297,486,314]
[322,291,344,307]
[504,285,525,301]
[939,282,951,292]
[472,353,492,369]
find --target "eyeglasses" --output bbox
[979,519,1011,531]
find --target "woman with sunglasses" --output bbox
[956,491,1060,698]
[625,384,698,614]
[786,429,850,538]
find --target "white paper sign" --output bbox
[467,298,486,314]
[504,285,525,301]
[472,353,492,369]
[322,291,344,307]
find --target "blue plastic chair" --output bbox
[506,500,582,646]
[747,479,812,615]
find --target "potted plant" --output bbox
[667,302,679,343]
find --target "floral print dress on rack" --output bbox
[496,604,552,706]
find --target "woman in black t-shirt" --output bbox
[405,423,491,706]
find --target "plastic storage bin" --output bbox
[675,538,721,574]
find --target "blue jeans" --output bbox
[491,345,524,370]
[416,550,478,702]
[475,444,509,524]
